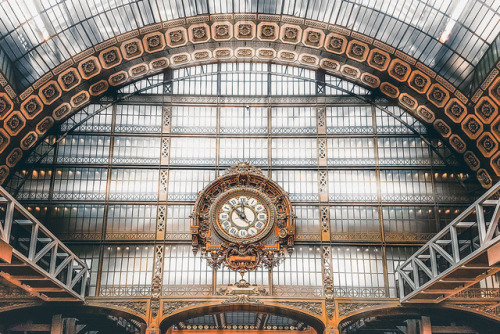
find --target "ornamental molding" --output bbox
[94,301,148,316]
[0,300,41,312]
[445,303,500,320]
[162,301,207,316]
[0,14,499,188]
[338,303,385,317]
[274,301,323,316]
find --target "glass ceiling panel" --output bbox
[0,0,498,91]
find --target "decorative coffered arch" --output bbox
[0,14,499,188]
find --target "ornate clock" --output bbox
[191,163,295,276]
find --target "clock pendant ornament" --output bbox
[191,163,296,276]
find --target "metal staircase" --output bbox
[398,181,500,303]
[0,186,88,301]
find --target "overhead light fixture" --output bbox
[439,0,468,43]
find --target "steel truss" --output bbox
[0,186,88,301]
[398,181,500,303]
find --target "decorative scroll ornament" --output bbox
[191,162,296,277]
[219,279,267,304]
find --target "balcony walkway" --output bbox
[0,187,88,301]
[398,181,500,303]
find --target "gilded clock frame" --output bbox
[210,188,277,244]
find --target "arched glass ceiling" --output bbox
[0,0,498,91]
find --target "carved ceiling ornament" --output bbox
[191,162,295,277]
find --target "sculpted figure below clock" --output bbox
[191,162,295,276]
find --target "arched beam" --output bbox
[159,301,326,334]
[0,14,498,187]
[337,304,500,332]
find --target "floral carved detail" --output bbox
[24,98,42,117]
[258,50,274,58]
[477,100,496,121]
[464,117,482,135]
[0,166,8,181]
[61,71,77,88]
[54,104,70,119]
[280,52,295,60]
[381,84,397,96]
[7,148,22,167]
[81,59,96,75]
[110,73,127,84]
[434,120,450,136]
[42,84,58,100]
[194,51,210,60]
[413,75,428,88]
[301,55,316,64]
[173,55,188,63]
[169,30,184,43]
[261,25,275,38]
[417,107,434,122]
[237,49,252,57]
[449,102,465,119]
[401,95,416,108]
[477,170,492,187]
[350,43,365,57]
[151,59,168,69]
[103,50,118,64]
[131,65,147,76]
[342,66,358,77]
[322,60,338,70]
[193,27,207,39]
[238,24,252,37]
[162,301,205,316]
[0,301,40,311]
[329,37,344,51]
[36,117,53,134]
[276,301,323,316]
[307,31,321,44]
[147,35,162,49]
[464,152,480,170]
[90,82,107,95]
[338,303,383,317]
[101,301,148,316]
[6,114,24,133]
[284,27,298,40]
[124,41,140,57]
[450,136,466,153]
[0,132,8,150]
[215,25,230,38]
[0,96,12,116]
[392,63,408,78]
[215,50,231,58]
[362,74,378,86]
[372,52,387,66]
[71,92,88,106]
[21,132,37,149]
[431,87,446,102]
[478,134,497,154]
[451,303,500,319]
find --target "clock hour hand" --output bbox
[228,202,245,217]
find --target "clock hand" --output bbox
[228,202,248,220]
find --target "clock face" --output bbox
[214,192,274,243]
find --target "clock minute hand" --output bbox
[228,203,247,219]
